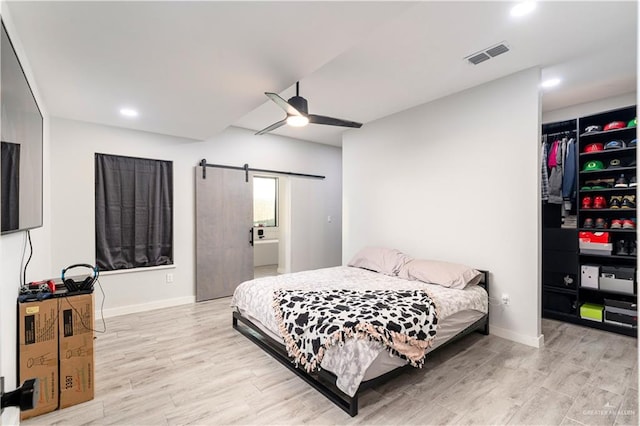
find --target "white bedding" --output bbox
[231,266,488,396]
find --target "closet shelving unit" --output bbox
[542,106,637,337]
[575,105,637,337]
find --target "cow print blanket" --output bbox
[272,288,438,373]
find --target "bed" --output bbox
[231,253,489,417]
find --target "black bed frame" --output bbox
[232,270,490,417]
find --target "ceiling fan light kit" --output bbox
[256,81,363,135]
[286,115,309,127]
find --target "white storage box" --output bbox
[579,241,612,255]
[581,265,600,289]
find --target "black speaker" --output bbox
[61,264,98,293]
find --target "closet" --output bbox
[542,105,637,337]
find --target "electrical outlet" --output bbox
[166,273,174,284]
[501,294,510,305]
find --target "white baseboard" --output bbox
[1,407,20,426]
[490,325,544,348]
[98,296,195,319]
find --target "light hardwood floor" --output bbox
[23,298,638,425]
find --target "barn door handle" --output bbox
[249,228,254,247]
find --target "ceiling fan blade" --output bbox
[308,114,362,129]
[255,118,287,135]
[265,92,303,116]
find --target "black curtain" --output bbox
[95,154,173,271]
[1,141,20,232]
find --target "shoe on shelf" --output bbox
[593,196,607,209]
[615,240,629,256]
[614,174,629,188]
[581,196,593,209]
[610,195,622,209]
[630,241,637,257]
[598,178,615,189]
[611,219,623,229]
[621,195,636,209]
[630,176,637,187]
[583,218,594,228]
[622,219,636,230]
[595,218,608,229]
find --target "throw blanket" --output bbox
[272,288,438,373]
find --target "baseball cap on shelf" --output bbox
[584,143,604,153]
[629,139,637,147]
[584,125,602,133]
[608,158,626,169]
[603,121,626,131]
[583,160,605,171]
[628,117,637,127]
[604,140,626,150]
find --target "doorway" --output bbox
[252,175,287,278]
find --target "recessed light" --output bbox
[119,108,139,117]
[541,78,561,89]
[511,1,536,17]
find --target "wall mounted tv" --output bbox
[1,19,43,234]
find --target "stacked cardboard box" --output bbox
[58,294,95,408]
[18,298,59,420]
[18,293,94,420]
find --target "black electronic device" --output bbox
[61,263,98,293]
[1,378,39,413]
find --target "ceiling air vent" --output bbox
[465,42,510,65]
[468,52,490,65]
[486,44,509,57]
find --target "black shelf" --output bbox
[579,286,636,297]
[543,309,637,337]
[580,208,637,212]
[578,228,636,233]
[579,187,637,193]
[577,318,637,337]
[579,166,636,175]
[543,309,579,322]
[543,285,577,295]
[579,253,637,260]
[579,146,637,157]
[579,126,637,139]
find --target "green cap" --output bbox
[628,117,637,127]
[583,160,604,172]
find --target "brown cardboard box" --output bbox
[58,293,95,408]
[18,298,59,420]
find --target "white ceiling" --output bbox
[6,1,638,146]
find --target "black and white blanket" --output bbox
[272,288,439,373]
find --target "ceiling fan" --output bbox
[255,82,363,135]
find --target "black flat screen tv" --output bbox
[1,19,43,234]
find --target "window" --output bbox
[95,153,173,271]
[253,176,277,227]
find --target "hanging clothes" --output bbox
[562,138,576,206]
[541,140,550,202]
[548,140,559,168]
[548,139,564,204]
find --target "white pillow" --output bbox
[398,259,482,289]
[347,247,412,276]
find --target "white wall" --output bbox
[1,5,52,425]
[49,119,342,317]
[343,68,542,347]
[542,92,637,124]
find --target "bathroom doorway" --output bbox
[253,175,288,278]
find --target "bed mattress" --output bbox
[231,266,488,396]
